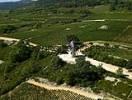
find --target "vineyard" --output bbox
[1,83,91,100]
[0,0,132,99]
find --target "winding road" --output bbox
[1,36,132,80]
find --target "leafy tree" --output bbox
[51,56,66,69]
[0,25,17,34]
[0,40,7,48]
[56,45,67,54]
[66,34,80,43]
[9,40,32,63]
[66,35,82,50]
[76,56,91,68]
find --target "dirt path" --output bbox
[84,41,132,50]
[26,79,106,100]
[85,57,132,79]
[58,51,132,80]
[0,36,37,46]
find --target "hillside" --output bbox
[0,0,33,10]
[0,0,132,100]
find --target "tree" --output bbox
[9,40,32,63]
[66,34,80,43]
[0,25,17,34]
[56,45,67,54]
[66,34,82,50]
[110,3,116,11]
[76,56,91,68]
[0,40,7,48]
[51,56,66,69]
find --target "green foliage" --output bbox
[66,34,80,43]
[37,54,106,87]
[35,0,103,8]
[9,40,32,63]
[0,44,46,95]
[56,45,68,54]
[31,46,49,60]
[76,56,91,68]
[0,25,17,34]
[4,61,17,74]
[127,2,132,10]
[51,56,66,69]
[126,59,132,69]
[0,40,7,48]
[110,0,132,11]
[84,45,132,69]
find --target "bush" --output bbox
[56,77,64,85]
[66,34,80,43]
[0,40,7,48]
[9,40,32,63]
[31,46,49,60]
[4,61,18,73]
[51,56,66,69]
[56,45,67,54]
[76,56,91,68]
[126,59,132,69]
[0,25,17,34]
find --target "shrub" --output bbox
[9,40,32,63]
[66,35,80,43]
[31,46,49,60]
[0,40,7,48]
[76,56,91,68]
[126,59,132,69]
[56,45,67,54]
[0,25,17,34]
[51,56,66,69]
